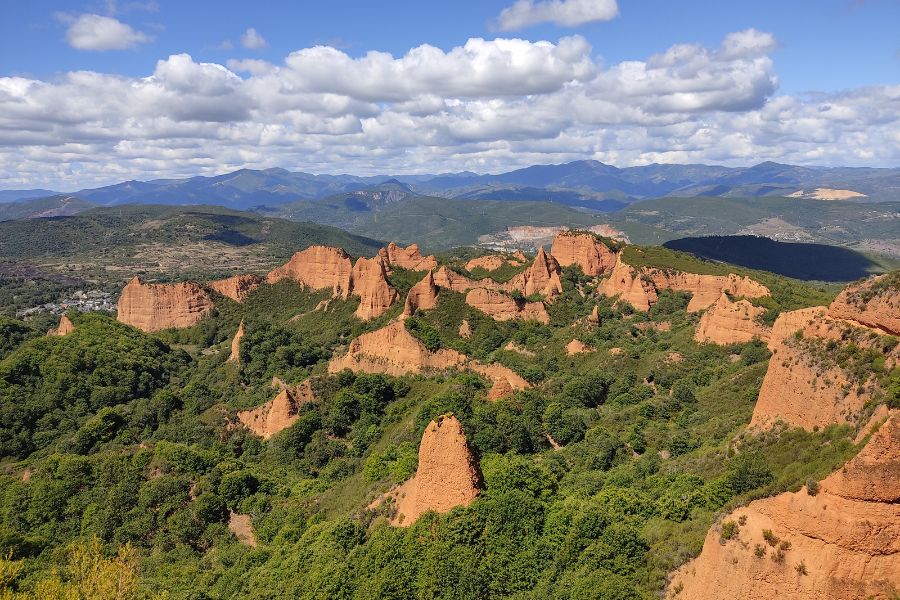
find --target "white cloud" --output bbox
[496,0,618,31]
[240,28,268,50]
[62,13,151,51]
[1,29,899,189]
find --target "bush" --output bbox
[720,520,738,542]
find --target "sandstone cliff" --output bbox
[352,256,398,320]
[433,266,499,293]
[464,253,526,272]
[668,412,900,600]
[266,246,353,299]
[465,288,550,324]
[403,270,439,317]
[694,293,769,345]
[228,320,245,363]
[648,270,770,312]
[207,274,262,303]
[117,277,214,332]
[237,379,316,439]
[827,273,900,335]
[382,242,438,271]
[506,247,563,299]
[597,255,657,312]
[49,315,75,337]
[550,231,617,276]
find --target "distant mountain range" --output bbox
[3,160,899,215]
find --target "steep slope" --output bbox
[597,255,658,311]
[550,231,617,276]
[827,273,900,335]
[116,277,213,332]
[694,293,769,345]
[351,256,398,320]
[208,274,263,303]
[403,271,439,316]
[266,245,354,298]
[505,247,563,298]
[648,270,770,312]
[236,380,316,439]
[465,288,549,324]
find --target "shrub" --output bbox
[762,529,780,547]
[720,520,738,542]
[806,479,820,496]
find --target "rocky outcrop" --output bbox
[237,379,316,439]
[566,339,595,355]
[403,271,439,317]
[228,320,245,363]
[647,270,770,312]
[382,242,437,272]
[458,319,472,339]
[49,315,74,336]
[433,266,499,293]
[469,363,530,400]
[465,253,525,272]
[266,246,353,299]
[667,412,900,600]
[352,256,398,320]
[465,288,550,324]
[551,231,617,276]
[383,415,482,526]
[207,274,262,303]
[597,255,657,312]
[117,277,214,332]
[328,321,529,399]
[506,247,563,299]
[694,293,769,345]
[751,307,899,431]
[228,511,257,547]
[827,273,900,335]
[587,305,600,325]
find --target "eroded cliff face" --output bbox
[207,274,262,303]
[751,307,899,431]
[433,266,499,293]
[49,315,74,337]
[566,339,595,355]
[237,379,316,439]
[827,273,900,335]
[117,277,214,332]
[382,242,438,272]
[597,255,658,312]
[403,270,439,317]
[694,293,769,345]
[382,414,482,527]
[328,321,529,399]
[668,412,900,600]
[465,288,550,324]
[465,253,525,272]
[648,270,770,312]
[506,247,563,299]
[228,320,245,363]
[352,256,398,320]
[266,246,353,299]
[550,231,617,276]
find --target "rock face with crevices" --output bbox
[352,256,398,320]
[117,277,214,332]
[237,380,316,439]
[465,253,525,272]
[551,231,617,276]
[465,288,549,324]
[207,274,262,303]
[382,242,437,272]
[228,320,244,363]
[667,412,900,600]
[403,271,439,317]
[506,247,563,298]
[266,246,353,299]
[647,270,770,312]
[386,415,482,526]
[694,293,769,345]
[827,273,900,335]
[49,315,74,337]
[433,266,499,293]
[597,255,657,312]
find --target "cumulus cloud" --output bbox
[495,0,619,30]
[240,28,268,50]
[61,13,152,51]
[1,29,898,189]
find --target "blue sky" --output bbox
[1,0,899,189]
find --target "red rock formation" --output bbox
[587,305,600,324]
[506,247,563,298]
[49,315,74,336]
[228,512,257,547]
[503,341,535,357]
[458,319,472,339]
[668,412,900,600]
[597,255,658,312]
[433,266,499,293]
[352,256,398,320]
[385,415,481,526]
[827,273,900,335]
[550,231,617,276]
[117,277,214,332]
[266,246,353,299]
[383,242,438,271]
[207,274,262,303]
[465,288,550,324]
[470,363,530,400]
[566,339,595,355]
[464,252,525,272]
[694,293,769,345]
[237,380,316,439]
[647,270,770,312]
[403,270,439,317]
[228,320,245,363]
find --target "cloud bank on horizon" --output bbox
[1,0,899,189]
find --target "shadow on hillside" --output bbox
[663,235,877,281]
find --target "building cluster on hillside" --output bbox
[16,289,116,319]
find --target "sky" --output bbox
[1,0,899,190]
